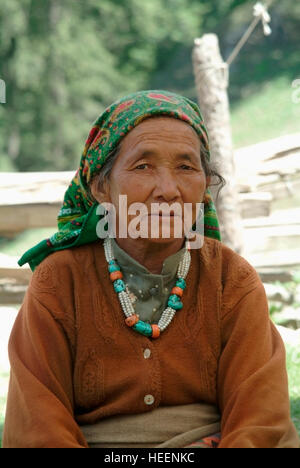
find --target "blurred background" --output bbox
[0,0,299,444]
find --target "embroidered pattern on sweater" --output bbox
[75,349,105,410]
[92,288,120,345]
[31,261,56,293]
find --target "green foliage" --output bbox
[0,0,299,171]
[231,76,300,148]
[286,345,300,435]
[0,0,209,171]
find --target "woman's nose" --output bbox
[152,169,181,202]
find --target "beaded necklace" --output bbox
[104,237,191,339]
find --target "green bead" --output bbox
[168,294,183,310]
[176,278,186,290]
[133,321,152,337]
[113,279,125,293]
[108,264,120,273]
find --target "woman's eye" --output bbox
[180,165,193,170]
[135,163,149,170]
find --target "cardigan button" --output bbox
[144,394,155,405]
[143,348,151,359]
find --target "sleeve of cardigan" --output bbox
[217,255,300,448]
[2,261,89,448]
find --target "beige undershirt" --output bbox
[79,402,221,448]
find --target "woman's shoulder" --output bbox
[30,240,103,291]
[198,237,260,289]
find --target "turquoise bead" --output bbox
[113,279,126,293]
[109,260,117,265]
[133,321,152,337]
[176,278,186,290]
[108,264,120,273]
[168,294,183,310]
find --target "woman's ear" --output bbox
[90,176,110,204]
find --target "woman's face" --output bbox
[92,116,209,242]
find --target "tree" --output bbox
[0,0,208,172]
[0,0,299,172]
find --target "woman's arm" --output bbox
[2,259,88,448]
[217,256,299,448]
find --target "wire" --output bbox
[226,1,274,67]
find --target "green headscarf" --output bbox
[18,90,220,272]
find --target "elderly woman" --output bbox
[3,90,299,449]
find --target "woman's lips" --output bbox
[148,213,176,217]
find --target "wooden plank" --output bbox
[245,249,300,268]
[257,269,294,283]
[0,283,27,305]
[234,133,300,192]
[0,171,73,206]
[0,254,32,284]
[243,225,300,239]
[243,225,300,255]
[234,132,300,170]
[238,192,272,218]
[258,176,300,200]
[259,152,300,176]
[236,174,280,193]
[0,202,61,235]
[242,208,300,228]
[0,266,32,284]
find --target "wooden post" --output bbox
[192,33,244,254]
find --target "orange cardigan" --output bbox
[3,238,299,448]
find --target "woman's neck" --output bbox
[114,237,186,274]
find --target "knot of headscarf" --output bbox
[18,90,220,271]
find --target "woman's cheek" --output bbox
[126,175,152,198]
[181,175,206,199]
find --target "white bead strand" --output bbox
[104,237,191,337]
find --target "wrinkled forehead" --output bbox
[118,115,201,153]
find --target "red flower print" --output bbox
[148,93,179,104]
[90,128,110,151]
[110,99,136,122]
[179,112,190,121]
[85,125,101,147]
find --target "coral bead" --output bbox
[151,324,160,339]
[110,270,123,281]
[125,314,139,327]
[171,286,183,297]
